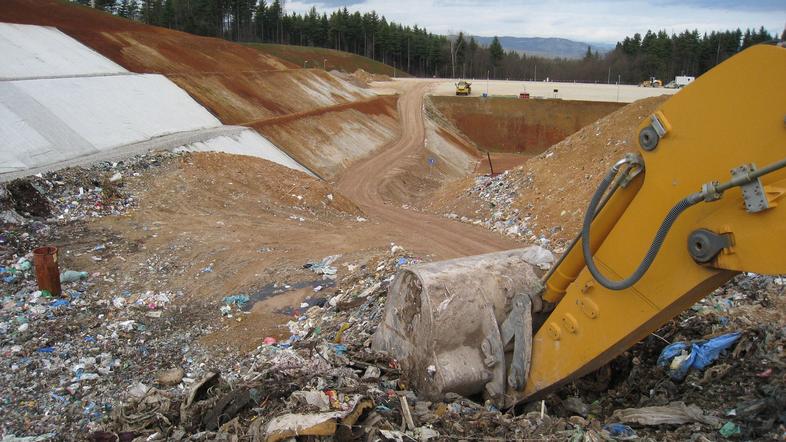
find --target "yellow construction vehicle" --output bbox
[455,80,472,96]
[640,76,663,87]
[373,44,786,408]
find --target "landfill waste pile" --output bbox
[79,265,786,440]
[427,95,669,251]
[1,151,180,260]
[0,150,782,441]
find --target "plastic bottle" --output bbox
[60,270,89,283]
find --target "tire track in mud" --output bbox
[337,81,516,259]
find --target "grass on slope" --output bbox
[246,43,411,77]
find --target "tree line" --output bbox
[74,0,783,83]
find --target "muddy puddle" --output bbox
[243,279,336,314]
[203,278,338,351]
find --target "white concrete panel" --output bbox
[177,129,315,177]
[0,74,223,173]
[0,103,44,173]
[14,74,222,148]
[0,23,127,79]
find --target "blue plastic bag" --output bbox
[50,299,70,308]
[603,423,636,439]
[223,295,250,308]
[657,332,741,380]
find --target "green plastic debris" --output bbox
[60,270,89,283]
[720,421,741,438]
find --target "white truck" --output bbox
[675,75,695,87]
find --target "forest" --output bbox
[76,0,783,84]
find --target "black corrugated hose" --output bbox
[580,164,701,290]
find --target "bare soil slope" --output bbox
[251,95,400,179]
[247,43,409,77]
[432,96,623,154]
[426,95,669,247]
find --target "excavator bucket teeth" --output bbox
[371,248,548,406]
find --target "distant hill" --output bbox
[472,36,615,59]
[246,43,410,77]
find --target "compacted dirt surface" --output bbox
[337,81,516,259]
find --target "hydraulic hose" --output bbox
[581,164,701,291]
[581,153,786,290]
[541,163,633,285]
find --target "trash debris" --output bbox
[290,390,331,411]
[611,401,722,427]
[60,270,89,283]
[223,294,250,309]
[156,367,185,386]
[563,396,589,417]
[603,423,637,440]
[0,139,781,442]
[262,396,373,442]
[719,421,742,438]
[520,245,555,270]
[0,433,56,442]
[306,255,340,276]
[657,332,742,381]
[33,246,62,297]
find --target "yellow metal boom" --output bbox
[517,44,786,405]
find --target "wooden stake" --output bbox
[400,396,415,431]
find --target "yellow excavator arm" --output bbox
[373,43,786,409]
[521,43,786,405]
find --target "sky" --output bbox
[283,0,786,44]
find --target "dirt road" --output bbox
[337,81,516,259]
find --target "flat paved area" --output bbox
[424,78,678,103]
[337,80,516,259]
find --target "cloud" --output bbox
[284,0,786,43]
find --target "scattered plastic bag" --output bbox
[263,336,277,345]
[720,421,741,437]
[657,332,741,380]
[60,270,88,283]
[611,401,722,427]
[223,295,250,308]
[603,423,637,440]
[519,245,555,270]
[306,255,340,276]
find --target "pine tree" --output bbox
[94,0,116,12]
[161,0,175,28]
[117,0,130,17]
[584,45,593,60]
[489,36,503,77]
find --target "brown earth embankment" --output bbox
[432,96,624,155]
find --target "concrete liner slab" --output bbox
[0,22,127,79]
[0,73,223,173]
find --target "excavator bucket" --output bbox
[372,247,552,406]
